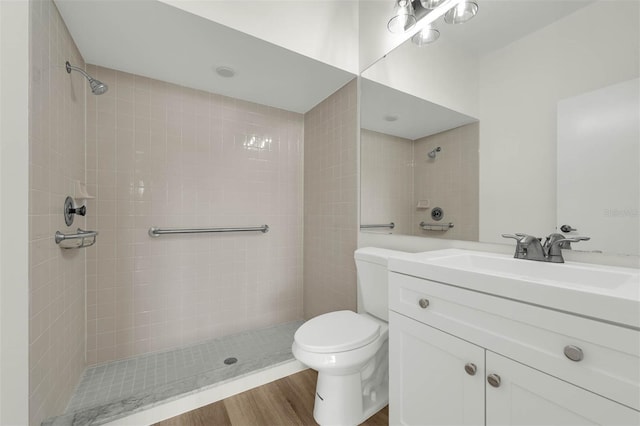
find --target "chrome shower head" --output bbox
[66,61,109,95]
[89,79,108,95]
[428,146,441,159]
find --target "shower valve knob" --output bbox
[69,205,86,216]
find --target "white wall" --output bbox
[478,0,640,243]
[158,0,360,74]
[0,0,30,424]
[361,35,479,118]
[557,79,639,256]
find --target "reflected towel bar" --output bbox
[149,225,269,237]
[360,222,395,230]
[419,221,454,231]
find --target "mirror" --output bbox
[360,0,639,256]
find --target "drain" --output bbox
[224,357,238,365]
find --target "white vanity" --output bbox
[388,249,640,425]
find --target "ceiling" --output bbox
[55,0,595,118]
[430,0,595,57]
[361,79,476,140]
[54,0,355,114]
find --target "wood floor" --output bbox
[155,369,389,426]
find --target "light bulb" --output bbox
[444,0,478,24]
[388,0,417,33]
[411,24,440,46]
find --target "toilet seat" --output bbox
[294,310,380,353]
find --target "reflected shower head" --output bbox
[66,61,108,95]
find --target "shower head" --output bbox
[89,79,108,95]
[65,61,108,95]
[428,146,441,159]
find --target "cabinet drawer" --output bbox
[390,272,640,411]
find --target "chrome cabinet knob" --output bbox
[464,363,477,376]
[564,345,584,362]
[418,298,429,309]
[487,374,501,388]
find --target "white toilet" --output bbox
[292,247,403,425]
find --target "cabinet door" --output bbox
[486,351,640,426]
[389,311,485,426]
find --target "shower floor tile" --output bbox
[44,321,303,426]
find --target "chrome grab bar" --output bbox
[419,221,454,231]
[55,228,98,249]
[148,225,269,237]
[360,222,395,229]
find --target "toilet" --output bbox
[292,247,403,425]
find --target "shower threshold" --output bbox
[43,320,303,426]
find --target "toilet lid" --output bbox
[294,310,381,353]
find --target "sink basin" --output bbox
[425,251,637,290]
[388,249,640,328]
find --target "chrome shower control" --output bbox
[487,374,501,387]
[63,196,86,226]
[431,207,444,221]
[464,363,477,376]
[564,345,584,362]
[418,298,429,309]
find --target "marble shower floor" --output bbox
[43,321,303,426]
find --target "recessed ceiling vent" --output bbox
[215,66,236,78]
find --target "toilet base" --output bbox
[313,372,389,426]
[312,341,389,426]
[314,372,362,425]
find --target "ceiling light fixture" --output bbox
[420,0,445,9]
[411,22,440,46]
[387,0,417,34]
[444,0,478,24]
[386,0,477,46]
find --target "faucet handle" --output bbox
[546,236,591,263]
[560,224,577,233]
[549,236,591,246]
[502,233,544,260]
[502,233,529,240]
[502,233,521,240]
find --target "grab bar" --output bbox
[55,228,99,249]
[360,222,395,230]
[419,221,454,231]
[149,225,269,237]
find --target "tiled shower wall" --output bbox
[413,122,479,241]
[84,66,304,364]
[303,79,358,319]
[360,123,479,242]
[360,129,414,235]
[28,1,87,424]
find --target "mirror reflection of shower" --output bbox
[65,61,109,95]
[428,146,441,159]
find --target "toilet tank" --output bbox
[355,247,405,321]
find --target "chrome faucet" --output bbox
[502,233,590,263]
[543,233,590,263]
[502,234,546,261]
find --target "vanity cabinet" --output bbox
[389,272,640,426]
[389,311,484,425]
